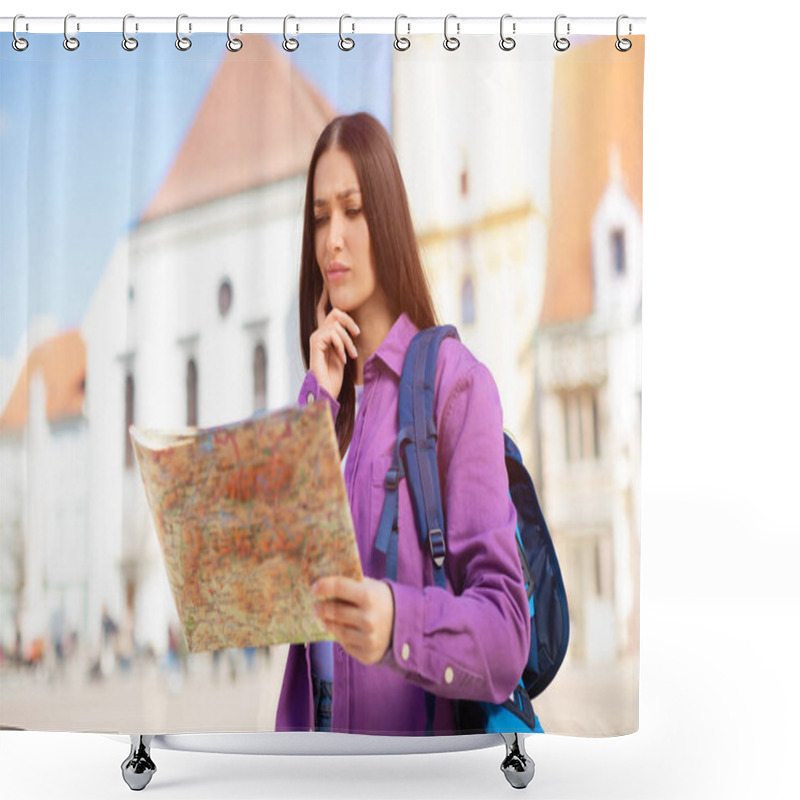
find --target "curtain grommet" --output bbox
[499,14,516,51]
[64,13,80,51]
[176,14,192,51]
[553,14,570,52]
[394,14,411,51]
[226,15,243,52]
[282,15,299,52]
[443,14,460,51]
[122,14,138,51]
[12,15,29,51]
[615,15,633,51]
[339,14,355,51]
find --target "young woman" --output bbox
[275,112,530,735]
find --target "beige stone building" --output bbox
[535,37,643,665]
[392,36,555,465]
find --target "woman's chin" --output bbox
[328,292,356,313]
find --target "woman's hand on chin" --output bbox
[309,284,360,399]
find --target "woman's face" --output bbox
[313,148,387,318]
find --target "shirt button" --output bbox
[444,667,454,684]
[401,643,410,662]
[306,392,315,405]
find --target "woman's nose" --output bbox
[327,210,344,252]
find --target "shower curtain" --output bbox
[0,23,644,739]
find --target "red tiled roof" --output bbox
[140,34,336,223]
[540,36,644,326]
[0,330,86,431]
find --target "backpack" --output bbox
[375,325,569,734]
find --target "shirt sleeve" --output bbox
[298,370,340,423]
[380,362,531,705]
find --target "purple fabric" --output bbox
[275,313,530,735]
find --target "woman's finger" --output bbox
[330,330,347,366]
[313,576,366,606]
[322,623,383,666]
[323,623,362,654]
[333,321,358,359]
[330,307,361,340]
[313,325,347,368]
[316,600,363,631]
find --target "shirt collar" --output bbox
[371,312,419,378]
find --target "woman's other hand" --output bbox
[309,285,360,400]
[312,575,394,666]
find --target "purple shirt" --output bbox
[275,313,530,735]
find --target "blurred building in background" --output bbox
[0,35,337,658]
[535,38,643,664]
[78,34,335,653]
[393,37,554,469]
[0,332,89,654]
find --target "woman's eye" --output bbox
[314,215,328,225]
[346,207,362,217]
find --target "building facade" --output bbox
[78,34,335,652]
[536,37,643,664]
[0,331,89,656]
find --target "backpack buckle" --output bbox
[428,528,446,567]
[385,468,401,490]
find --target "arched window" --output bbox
[218,278,233,317]
[186,358,198,426]
[124,373,135,468]
[611,229,626,275]
[461,275,476,326]
[254,343,267,412]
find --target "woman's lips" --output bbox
[327,263,350,282]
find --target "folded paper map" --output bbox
[129,401,362,652]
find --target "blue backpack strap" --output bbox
[375,432,411,581]
[375,324,458,736]
[398,325,459,590]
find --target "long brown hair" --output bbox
[299,112,438,456]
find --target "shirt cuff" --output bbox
[380,579,487,699]
[380,579,424,674]
[298,371,340,422]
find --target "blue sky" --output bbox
[0,33,392,359]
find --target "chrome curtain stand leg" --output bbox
[500,732,535,789]
[121,735,157,791]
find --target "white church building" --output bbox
[78,34,336,653]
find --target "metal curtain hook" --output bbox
[500,14,516,51]
[339,15,354,51]
[227,15,243,52]
[394,14,411,51]
[616,15,632,51]
[122,14,138,51]
[176,14,192,51]
[64,13,80,51]
[553,14,570,51]
[12,14,29,51]
[443,14,460,51]
[283,15,299,51]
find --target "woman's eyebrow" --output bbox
[314,188,362,207]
